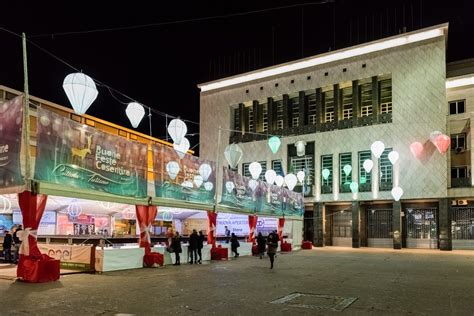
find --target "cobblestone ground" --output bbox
[1,247,474,315]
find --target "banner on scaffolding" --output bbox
[34,108,148,198]
[220,168,304,217]
[0,95,24,193]
[152,143,216,205]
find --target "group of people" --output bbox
[2,225,22,264]
[169,230,205,265]
[256,231,280,269]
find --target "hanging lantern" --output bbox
[161,211,173,221]
[198,163,212,181]
[285,173,297,191]
[322,168,330,180]
[181,181,193,188]
[430,131,442,143]
[268,136,281,154]
[388,151,399,165]
[410,142,424,159]
[350,182,359,193]
[167,118,187,145]
[371,141,385,158]
[432,134,451,155]
[363,159,374,173]
[249,162,262,180]
[265,169,277,185]
[204,182,214,191]
[224,143,243,169]
[166,161,180,180]
[125,102,146,128]
[193,175,203,188]
[274,175,284,187]
[98,201,116,210]
[343,165,352,176]
[62,73,98,115]
[67,199,82,218]
[248,179,258,192]
[0,195,12,213]
[297,170,305,183]
[173,137,190,159]
[295,140,307,157]
[391,186,404,201]
[225,181,235,193]
[122,207,136,220]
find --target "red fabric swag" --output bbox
[207,211,217,247]
[278,217,285,241]
[248,215,258,244]
[135,205,163,267]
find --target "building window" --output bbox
[324,90,334,122]
[359,82,372,117]
[339,153,352,193]
[275,100,284,130]
[451,166,468,179]
[248,106,254,132]
[307,93,317,125]
[379,148,393,191]
[451,133,466,151]
[262,103,268,132]
[379,78,392,114]
[341,87,353,120]
[449,100,466,115]
[233,108,240,133]
[321,155,333,193]
[243,161,267,181]
[272,159,284,176]
[290,156,313,185]
[290,97,299,128]
[358,151,372,192]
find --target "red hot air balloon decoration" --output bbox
[432,134,451,155]
[410,142,424,159]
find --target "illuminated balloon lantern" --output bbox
[167,118,187,145]
[199,164,212,181]
[391,186,404,201]
[225,181,235,193]
[249,162,262,180]
[363,159,374,173]
[0,195,12,213]
[295,140,306,157]
[173,137,190,159]
[388,151,399,165]
[204,182,214,191]
[248,179,258,192]
[429,131,442,143]
[265,169,277,185]
[224,144,243,169]
[432,134,451,155]
[193,175,203,188]
[285,173,297,191]
[274,175,284,187]
[350,182,359,193]
[63,73,98,115]
[67,199,82,218]
[371,141,385,159]
[343,165,352,177]
[125,102,145,128]
[166,161,180,180]
[410,142,424,159]
[297,171,305,183]
[268,136,281,154]
[322,168,330,180]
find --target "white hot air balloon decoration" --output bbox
[363,159,374,173]
[391,187,404,201]
[224,144,243,169]
[193,175,204,188]
[63,73,98,115]
[249,162,262,180]
[274,175,284,187]
[297,171,305,183]
[125,102,145,128]
[371,141,385,159]
[167,118,187,145]
[388,151,399,165]
[225,181,235,194]
[173,137,190,159]
[265,170,277,185]
[198,163,212,181]
[166,161,180,180]
[285,173,298,191]
[204,182,214,191]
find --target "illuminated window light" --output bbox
[446,76,474,89]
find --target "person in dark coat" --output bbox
[171,232,182,265]
[3,230,13,263]
[188,229,198,264]
[225,226,231,243]
[197,231,204,264]
[266,232,278,269]
[256,232,266,259]
[12,225,22,264]
[230,233,240,258]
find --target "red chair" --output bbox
[302,241,313,249]
[280,242,292,252]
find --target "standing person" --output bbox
[197,230,204,264]
[230,233,240,258]
[12,225,22,264]
[171,231,182,266]
[188,229,198,264]
[2,230,12,263]
[266,232,278,269]
[225,226,231,243]
[256,232,266,259]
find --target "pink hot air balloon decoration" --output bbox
[410,142,424,159]
[433,134,451,155]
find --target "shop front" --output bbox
[404,207,439,249]
[366,208,394,248]
[325,206,352,247]
[451,206,474,250]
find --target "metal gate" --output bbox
[405,208,438,249]
[367,209,393,248]
[330,210,352,247]
[451,207,474,250]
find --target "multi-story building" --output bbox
[199,23,474,251]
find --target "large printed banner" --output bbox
[0,96,24,192]
[152,143,216,204]
[34,108,148,198]
[38,244,93,271]
[220,168,304,217]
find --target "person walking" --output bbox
[225,226,231,243]
[3,230,12,263]
[171,231,182,265]
[230,233,240,258]
[256,232,266,259]
[12,225,22,264]
[188,229,198,264]
[266,232,278,269]
[197,230,204,264]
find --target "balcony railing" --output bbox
[451,178,471,188]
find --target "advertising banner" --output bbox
[152,143,215,205]
[34,108,148,198]
[0,96,24,192]
[38,244,93,271]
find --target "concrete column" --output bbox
[267,97,275,133]
[238,103,245,134]
[359,205,367,247]
[372,76,379,123]
[315,88,322,130]
[252,100,259,133]
[393,201,402,249]
[243,106,250,133]
[439,198,452,251]
[352,80,359,125]
[299,91,306,127]
[333,84,340,125]
[352,201,360,248]
[282,94,290,129]
[313,202,324,247]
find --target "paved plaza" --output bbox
[1,248,474,315]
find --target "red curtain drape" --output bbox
[207,211,217,247]
[278,217,285,241]
[136,205,163,267]
[17,191,60,282]
[248,215,258,244]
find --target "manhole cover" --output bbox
[270,293,357,311]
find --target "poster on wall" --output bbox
[152,143,216,204]
[0,96,24,192]
[34,108,148,198]
[38,244,93,270]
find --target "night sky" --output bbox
[1,0,473,153]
